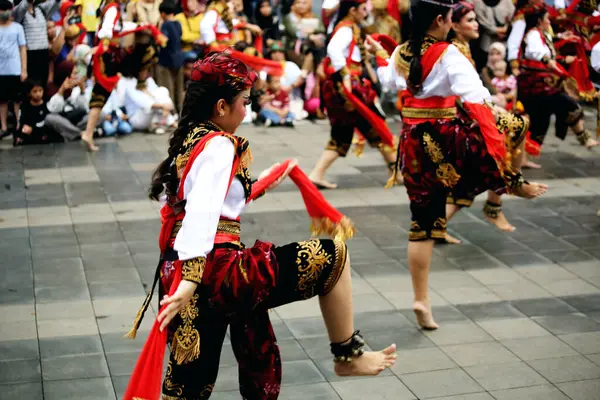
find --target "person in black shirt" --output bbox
[14,80,63,146]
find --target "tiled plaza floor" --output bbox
[1,112,600,400]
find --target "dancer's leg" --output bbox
[308,149,340,189]
[82,107,101,152]
[309,123,353,188]
[484,191,516,232]
[408,239,439,330]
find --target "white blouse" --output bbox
[327,26,361,72]
[507,18,525,62]
[523,30,551,61]
[592,42,600,73]
[173,137,247,261]
[377,44,491,104]
[200,9,241,45]
[97,6,138,40]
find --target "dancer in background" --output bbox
[127,53,396,400]
[309,0,400,190]
[374,0,547,329]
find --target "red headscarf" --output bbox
[452,1,474,22]
[190,52,258,89]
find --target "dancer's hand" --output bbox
[158,280,198,332]
[365,35,384,55]
[258,159,298,192]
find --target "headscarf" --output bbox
[190,52,258,89]
[452,1,474,22]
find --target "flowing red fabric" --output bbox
[254,35,264,56]
[387,0,401,23]
[370,33,399,55]
[91,41,120,92]
[525,133,541,156]
[249,160,354,239]
[421,42,450,82]
[228,49,284,76]
[555,38,595,96]
[462,102,507,163]
[123,267,181,400]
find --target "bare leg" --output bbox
[309,149,339,189]
[408,240,439,329]
[13,103,20,130]
[0,103,8,132]
[572,119,599,148]
[522,153,542,169]
[380,147,403,184]
[484,191,516,232]
[320,255,397,376]
[81,107,101,152]
[442,204,462,244]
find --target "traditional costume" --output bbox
[89,0,166,110]
[123,54,372,400]
[517,20,593,149]
[378,14,526,240]
[321,0,395,160]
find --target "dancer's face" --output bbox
[453,10,479,41]
[215,88,251,133]
[539,12,550,31]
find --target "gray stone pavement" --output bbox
[1,111,600,400]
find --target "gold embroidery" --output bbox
[436,163,461,188]
[423,133,444,163]
[376,49,390,60]
[162,395,183,400]
[402,107,456,119]
[163,361,184,396]
[171,294,201,364]
[323,240,347,295]
[200,384,215,396]
[238,258,249,284]
[296,239,332,299]
[181,257,206,283]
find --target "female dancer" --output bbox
[446,1,530,233]
[146,53,396,399]
[518,4,598,157]
[200,0,262,53]
[374,0,547,329]
[309,0,400,189]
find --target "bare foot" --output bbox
[597,209,600,217]
[309,176,338,190]
[513,181,548,199]
[585,138,600,148]
[523,160,542,169]
[484,210,516,232]
[334,344,397,377]
[81,135,99,152]
[435,233,461,244]
[413,301,439,330]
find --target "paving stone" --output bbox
[528,355,600,383]
[366,328,436,351]
[500,336,579,361]
[41,354,110,380]
[587,353,600,366]
[0,381,43,400]
[532,313,600,335]
[476,318,551,340]
[511,297,578,317]
[399,368,483,399]
[440,341,519,367]
[390,347,457,375]
[43,377,116,400]
[456,302,525,321]
[277,382,340,400]
[426,394,494,400]
[489,384,569,400]
[464,361,548,391]
[0,359,41,384]
[424,322,493,346]
[558,332,600,354]
[39,335,103,359]
[557,379,600,400]
[331,376,416,399]
[313,357,393,382]
[560,294,600,313]
[0,339,39,362]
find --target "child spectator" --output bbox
[156,1,184,114]
[491,60,517,110]
[259,75,295,127]
[0,0,27,140]
[14,80,62,145]
[101,92,132,136]
[176,0,205,60]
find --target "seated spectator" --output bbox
[0,0,27,140]
[253,0,279,50]
[14,80,62,146]
[102,104,133,137]
[259,75,295,127]
[491,60,517,109]
[268,41,304,94]
[480,41,506,94]
[53,24,82,65]
[282,0,326,69]
[175,0,205,60]
[156,0,184,114]
[45,73,90,141]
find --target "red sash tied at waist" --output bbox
[401,93,459,123]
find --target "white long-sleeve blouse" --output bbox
[327,25,361,72]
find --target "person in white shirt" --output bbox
[374,0,547,330]
[200,0,262,52]
[138,52,396,399]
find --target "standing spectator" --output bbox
[156,0,184,114]
[125,0,161,26]
[259,75,295,127]
[13,0,61,87]
[80,0,101,44]
[0,0,27,139]
[176,0,205,59]
[253,0,279,49]
[282,0,326,68]
[472,0,514,71]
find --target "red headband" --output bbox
[190,52,257,89]
[452,1,474,22]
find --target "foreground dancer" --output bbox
[375,0,547,329]
[126,53,395,400]
[309,0,400,189]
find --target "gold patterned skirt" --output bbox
[160,238,347,399]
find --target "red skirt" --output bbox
[322,75,377,126]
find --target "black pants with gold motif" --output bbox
[162,238,348,399]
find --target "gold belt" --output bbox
[402,107,457,119]
[171,219,241,240]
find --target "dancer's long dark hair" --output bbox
[333,0,361,28]
[407,1,452,93]
[148,74,246,201]
[524,8,547,32]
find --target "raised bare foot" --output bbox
[334,344,397,377]
[81,135,99,152]
[309,176,338,190]
[413,301,439,330]
[523,160,542,169]
[514,181,548,199]
[484,210,516,232]
[597,209,600,217]
[435,233,461,245]
[585,138,600,148]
